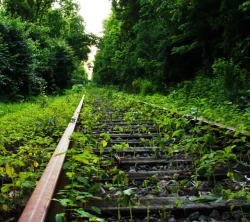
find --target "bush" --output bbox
[212,58,250,106]
[132,78,155,95]
[46,40,75,92]
[0,15,35,99]
[71,63,88,85]
[0,12,89,100]
[27,25,76,94]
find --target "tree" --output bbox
[94,0,250,99]
[0,0,92,99]
[2,0,55,21]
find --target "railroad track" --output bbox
[18,92,250,222]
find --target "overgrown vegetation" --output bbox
[0,0,92,100]
[94,0,250,108]
[136,76,250,131]
[0,89,83,220]
[0,0,249,221]
[54,88,250,221]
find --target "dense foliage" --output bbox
[0,0,92,100]
[94,0,250,106]
[140,77,250,131]
[53,88,250,221]
[0,90,83,220]
[100,82,250,131]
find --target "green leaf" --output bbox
[66,172,75,178]
[89,217,105,222]
[123,188,134,196]
[172,129,184,138]
[33,161,39,168]
[73,154,90,164]
[101,140,108,148]
[74,208,93,218]
[21,180,35,189]
[5,165,15,177]
[91,206,102,214]
[55,213,65,222]
[53,198,75,207]
[1,184,12,193]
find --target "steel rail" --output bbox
[18,95,85,222]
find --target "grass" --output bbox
[97,74,250,131]
[138,93,250,131]
[0,95,66,118]
[0,102,35,118]
[0,89,84,220]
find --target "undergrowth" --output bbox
[0,89,84,220]
[54,88,250,221]
[139,75,250,131]
[99,73,250,131]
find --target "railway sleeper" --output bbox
[87,196,250,218]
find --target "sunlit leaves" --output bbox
[5,165,15,177]
[73,150,100,165]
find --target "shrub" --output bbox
[0,15,35,99]
[0,12,89,100]
[27,25,76,94]
[71,63,88,85]
[48,40,75,92]
[212,58,250,106]
[132,78,155,95]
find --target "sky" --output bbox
[79,0,112,37]
[77,0,111,79]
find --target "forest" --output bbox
[94,0,250,105]
[0,0,92,101]
[0,0,250,222]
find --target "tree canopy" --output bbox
[0,0,92,100]
[94,0,250,102]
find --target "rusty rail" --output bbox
[18,95,85,222]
